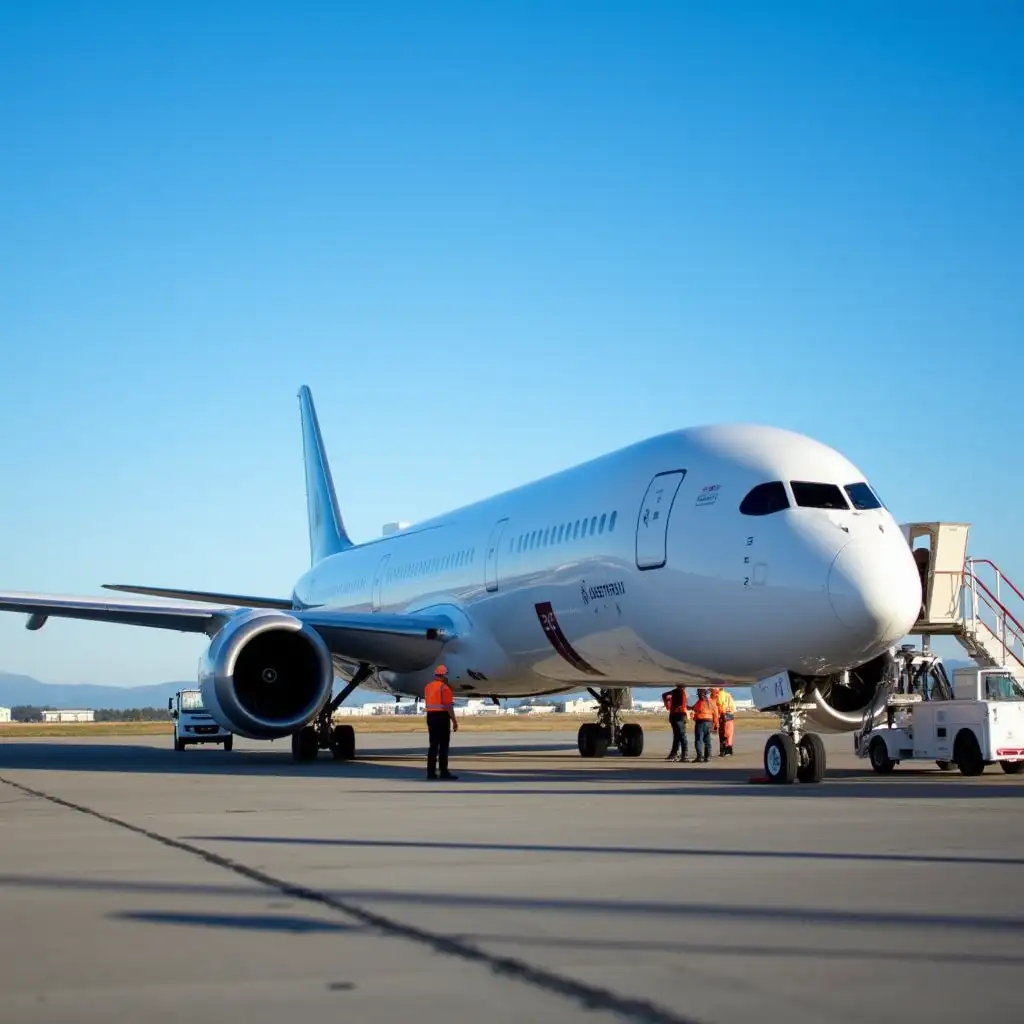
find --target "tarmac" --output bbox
[0,727,1022,1024]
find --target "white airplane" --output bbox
[0,387,921,783]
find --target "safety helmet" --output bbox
[434,665,448,678]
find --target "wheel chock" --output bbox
[748,774,772,784]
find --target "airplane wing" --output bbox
[0,591,453,672]
[103,583,293,609]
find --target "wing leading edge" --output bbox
[0,591,453,671]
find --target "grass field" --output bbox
[0,712,771,739]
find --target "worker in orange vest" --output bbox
[424,664,459,780]
[713,686,737,756]
[661,683,689,761]
[691,688,719,763]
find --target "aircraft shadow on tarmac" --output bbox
[1,740,1023,799]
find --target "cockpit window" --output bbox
[740,481,790,516]
[791,481,849,510]
[844,482,882,510]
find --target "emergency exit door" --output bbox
[484,518,509,592]
[371,554,390,611]
[635,471,686,570]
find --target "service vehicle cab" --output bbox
[168,688,233,751]
[856,665,1024,776]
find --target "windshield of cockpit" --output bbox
[179,691,205,711]
[739,480,884,516]
[983,673,1024,701]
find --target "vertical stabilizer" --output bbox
[297,386,353,564]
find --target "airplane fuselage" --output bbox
[292,424,921,700]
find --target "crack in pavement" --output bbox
[0,775,703,1024]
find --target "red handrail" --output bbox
[967,558,1024,605]
[963,569,1024,668]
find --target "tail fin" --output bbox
[298,386,353,564]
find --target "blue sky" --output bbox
[1,1,1021,684]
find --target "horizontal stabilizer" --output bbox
[103,583,292,609]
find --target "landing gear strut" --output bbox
[577,688,644,758]
[763,702,826,784]
[291,663,372,763]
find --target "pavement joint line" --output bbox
[0,774,704,1024]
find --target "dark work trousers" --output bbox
[668,714,688,758]
[694,720,713,761]
[426,711,452,776]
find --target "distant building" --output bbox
[41,709,94,723]
[0,707,11,723]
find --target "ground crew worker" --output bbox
[691,688,719,763]
[424,665,458,780]
[661,683,689,761]
[713,686,736,756]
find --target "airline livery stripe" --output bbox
[534,602,604,677]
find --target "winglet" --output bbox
[298,386,353,564]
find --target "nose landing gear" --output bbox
[577,688,645,758]
[763,703,827,784]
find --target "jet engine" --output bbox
[789,651,893,733]
[199,610,334,739]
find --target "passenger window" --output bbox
[573,520,580,539]
[844,482,882,510]
[590,516,598,535]
[580,519,588,538]
[557,524,565,543]
[791,481,849,510]
[598,513,606,534]
[740,482,790,516]
[542,528,550,546]
[609,511,617,532]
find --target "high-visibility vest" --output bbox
[718,690,736,715]
[424,679,453,712]
[693,698,716,722]
[663,689,686,715]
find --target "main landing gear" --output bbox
[577,688,644,758]
[763,702,826,784]
[291,663,372,763]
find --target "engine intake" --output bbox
[794,651,893,732]
[199,611,334,739]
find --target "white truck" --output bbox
[168,688,233,751]
[856,665,1024,777]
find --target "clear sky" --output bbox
[1,1,1021,685]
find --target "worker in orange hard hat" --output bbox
[691,688,719,763]
[424,664,458,780]
[713,686,737,756]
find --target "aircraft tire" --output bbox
[578,723,608,758]
[330,724,356,761]
[796,733,826,783]
[619,723,644,757]
[291,726,319,762]
[763,733,798,784]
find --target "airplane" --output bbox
[0,386,921,783]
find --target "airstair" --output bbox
[903,522,1024,679]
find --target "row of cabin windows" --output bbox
[510,510,618,555]
[386,548,476,585]
[740,480,883,516]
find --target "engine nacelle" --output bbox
[199,610,334,739]
[791,651,893,732]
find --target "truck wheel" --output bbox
[935,760,953,771]
[174,738,186,752]
[223,735,233,752]
[869,737,896,774]
[1000,760,1024,775]
[954,731,985,776]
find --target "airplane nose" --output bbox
[827,542,921,643]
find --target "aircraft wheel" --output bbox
[869,737,896,774]
[999,760,1023,775]
[577,723,608,758]
[797,733,826,784]
[330,724,356,761]
[222,735,233,752]
[619,723,644,757]
[763,733,797,784]
[291,726,319,762]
